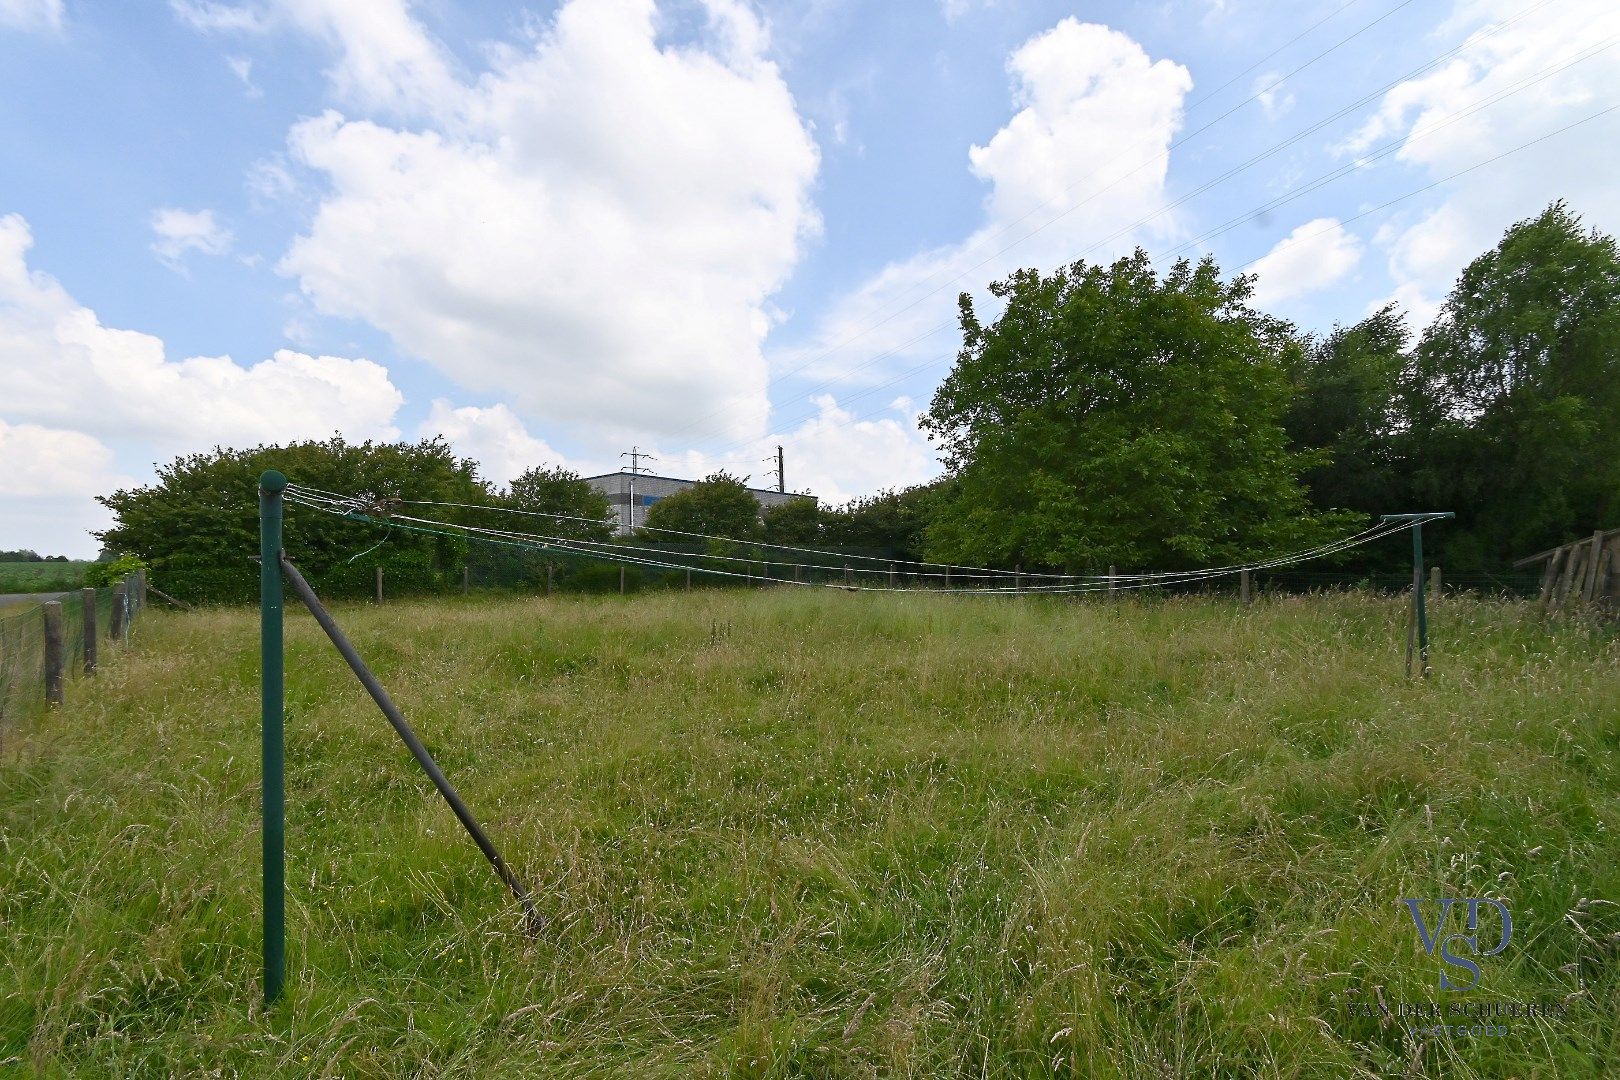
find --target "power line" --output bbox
[704,87,1620,460]
[671,0,1560,454]
[655,0,1445,450]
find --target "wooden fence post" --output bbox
[43,601,65,706]
[619,565,626,595]
[375,566,384,604]
[546,562,554,597]
[110,583,127,640]
[1581,531,1604,604]
[462,565,470,594]
[1429,565,1442,602]
[1538,546,1566,610]
[81,587,97,675]
[1240,568,1252,606]
[135,568,147,611]
[1557,545,1585,608]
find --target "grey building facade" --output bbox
[584,471,815,534]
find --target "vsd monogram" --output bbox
[1401,898,1512,991]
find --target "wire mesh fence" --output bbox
[446,541,1547,600]
[0,577,142,745]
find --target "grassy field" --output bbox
[1,589,1617,1077]
[0,562,89,596]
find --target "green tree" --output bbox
[463,465,615,589]
[96,436,489,603]
[821,484,944,562]
[922,252,1354,570]
[501,466,614,540]
[642,472,761,540]
[1285,304,1412,521]
[761,498,824,546]
[1406,201,1620,566]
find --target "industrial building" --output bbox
[583,471,815,535]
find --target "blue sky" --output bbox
[3,0,1617,556]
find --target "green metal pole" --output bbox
[259,470,287,1004]
[1413,521,1429,678]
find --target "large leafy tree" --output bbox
[761,498,824,546]
[96,436,488,603]
[458,465,616,588]
[1285,304,1413,523]
[821,483,945,562]
[1405,201,1620,566]
[642,472,761,540]
[499,466,614,540]
[922,252,1354,570]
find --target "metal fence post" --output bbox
[42,601,64,706]
[259,470,287,1005]
[81,587,97,674]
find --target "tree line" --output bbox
[95,201,1619,599]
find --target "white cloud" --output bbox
[768,19,1190,391]
[0,0,63,32]
[0,420,130,499]
[418,399,569,488]
[655,394,939,505]
[0,213,405,454]
[263,0,818,452]
[940,0,1002,23]
[150,207,234,266]
[1246,217,1362,308]
[227,55,263,97]
[1252,71,1294,121]
[169,1,268,33]
[0,422,131,559]
[1357,0,1620,324]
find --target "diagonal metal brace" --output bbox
[279,553,543,935]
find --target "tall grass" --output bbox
[1,590,1616,1077]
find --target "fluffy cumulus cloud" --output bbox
[210,0,822,451]
[0,212,410,552]
[1353,0,1620,322]
[0,420,128,499]
[0,213,404,457]
[0,0,63,32]
[150,207,233,266]
[418,399,569,489]
[771,19,1190,387]
[1246,217,1362,308]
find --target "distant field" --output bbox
[1,590,1616,1077]
[0,561,89,594]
